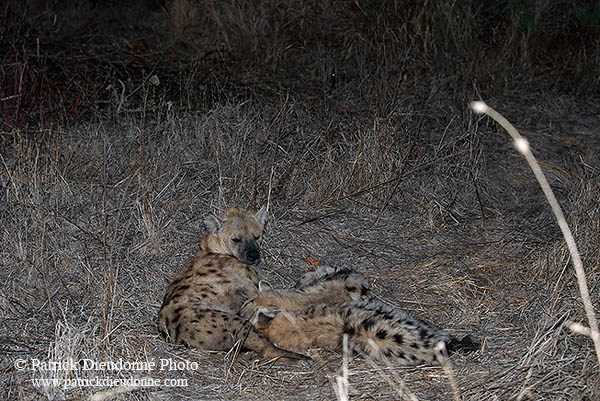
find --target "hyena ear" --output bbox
[258,280,274,292]
[204,214,224,234]
[255,206,267,230]
[252,309,277,328]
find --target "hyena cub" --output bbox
[253,265,478,364]
[158,207,300,360]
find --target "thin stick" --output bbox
[471,101,600,367]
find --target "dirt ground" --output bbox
[1,1,600,400]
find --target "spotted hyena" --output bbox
[158,207,302,360]
[252,265,478,364]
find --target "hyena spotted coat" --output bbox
[158,207,300,360]
[253,266,478,364]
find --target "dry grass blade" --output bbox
[471,101,600,368]
[434,342,460,401]
[87,381,149,401]
[334,334,350,401]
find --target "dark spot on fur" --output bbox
[383,349,394,358]
[205,263,213,267]
[200,293,208,298]
[211,324,217,329]
[372,309,384,318]
[174,324,181,341]
[393,334,404,345]
[376,329,388,339]
[362,319,375,331]
[168,277,183,288]
[345,285,357,293]
[176,285,190,292]
[361,286,369,296]
[411,342,420,349]
[343,323,355,336]
[419,328,431,340]
[159,326,168,340]
[222,279,232,284]
[190,319,199,324]
[206,330,213,335]
[329,269,352,281]
[223,316,229,321]
[208,269,217,273]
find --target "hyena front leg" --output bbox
[254,288,328,312]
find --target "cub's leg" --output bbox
[252,305,344,353]
[253,301,479,364]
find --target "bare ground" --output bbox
[1,1,600,400]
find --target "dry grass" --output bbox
[1,0,600,400]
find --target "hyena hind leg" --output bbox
[252,305,344,354]
[239,323,310,361]
[254,267,370,312]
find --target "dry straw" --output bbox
[471,101,600,367]
[334,334,350,401]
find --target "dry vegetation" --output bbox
[1,0,600,400]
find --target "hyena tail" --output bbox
[338,300,480,364]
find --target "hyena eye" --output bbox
[231,237,242,243]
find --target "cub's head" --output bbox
[204,207,267,265]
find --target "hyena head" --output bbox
[204,206,267,265]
